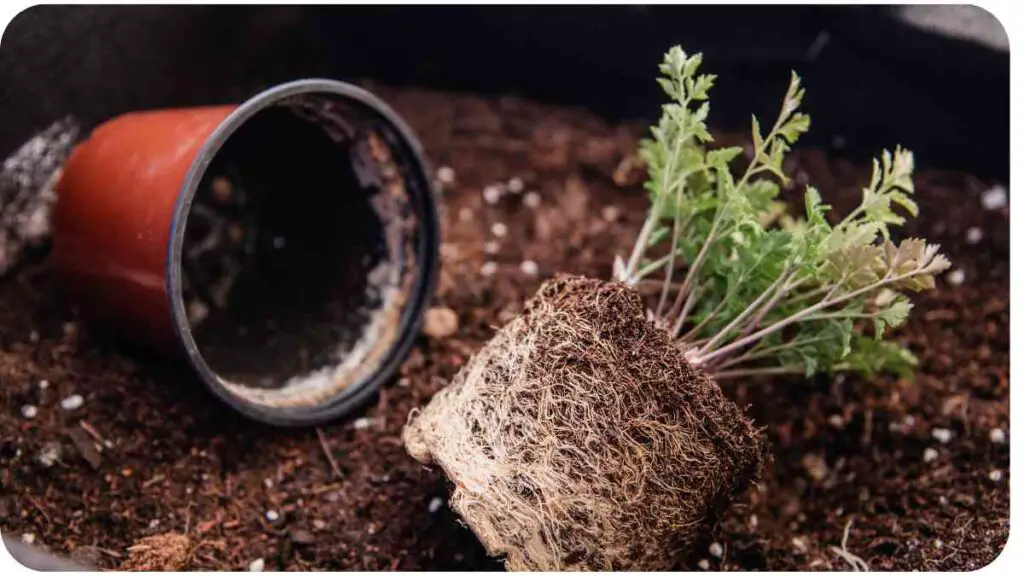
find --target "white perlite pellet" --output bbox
[491,222,508,238]
[265,510,280,522]
[946,269,965,286]
[484,241,501,255]
[989,469,1003,482]
[483,185,502,205]
[60,394,83,411]
[21,405,37,419]
[352,417,373,430]
[989,428,1006,444]
[965,226,983,244]
[520,260,539,276]
[480,262,498,277]
[38,379,49,390]
[37,442,61,467]
[602,205,620,222]
[709,542,723,558]
[981,185,1008,211]
[923,447,939,463]
[698,559,710,570]
[507,177,524,194]
[248,558,265,572]
[21,533,35,544]
[436,166,455,185]
[428,497,444,513]
[931,428,954,444]
[792,536,808,554]
[523,191,541,209]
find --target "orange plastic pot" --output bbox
[52,80,439,426]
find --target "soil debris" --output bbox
[121,533,193,571]
[65,427,102,470]
[422,307,459,339]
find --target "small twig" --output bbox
[316,428,344,480]
[78,420,107,448]
[861,409,874,447]
[26,496,50,523]
[306,483,342,496]
[87,546,123,559]
[829,518,869,571]
[142,474,166,488]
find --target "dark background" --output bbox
[0,5,1009,181]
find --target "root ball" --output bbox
[403,275,767,570]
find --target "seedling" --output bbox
[614,46,948,381]
[404,46,947,571]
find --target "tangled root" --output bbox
[404,275,768,570]
[121,533,193,571]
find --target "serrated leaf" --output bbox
[657,77,677,98]
[683,53,703,77]
[647,226,670,247]
[707,146,744,167]
[751,116,763,154]
[880,298,912,325]
[780,113,810,143]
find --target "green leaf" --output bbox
[622,46,947,385]
[780,113,811,143]
[682,52,703,78]
[706,146,743,167]
[840,336,919,380]
[751,116,763,154]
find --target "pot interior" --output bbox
[177,91,425,413]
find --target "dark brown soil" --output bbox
[0,84,1009,571]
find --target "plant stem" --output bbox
[715,334,834,370]
[656,181,688,318]
[634,253,676,282]
[671,282,703,337]
[679,249,773,341]
[804,311,875,322]
[713,365,807,380]
[697,266,792,354]
[725,272,807,349]
[695,267,927,365]
[666,209,724,324]
[734,87,792,191]
[622,116,689,283]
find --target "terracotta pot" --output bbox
[52,80,439,426]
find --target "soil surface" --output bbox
[0,85,1009,571]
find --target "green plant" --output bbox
[614,46,950,380]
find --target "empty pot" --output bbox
[52,79,439,426]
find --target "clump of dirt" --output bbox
[404,275,767,570]
[121,533,193,571]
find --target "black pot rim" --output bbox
[165,78,439,427]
